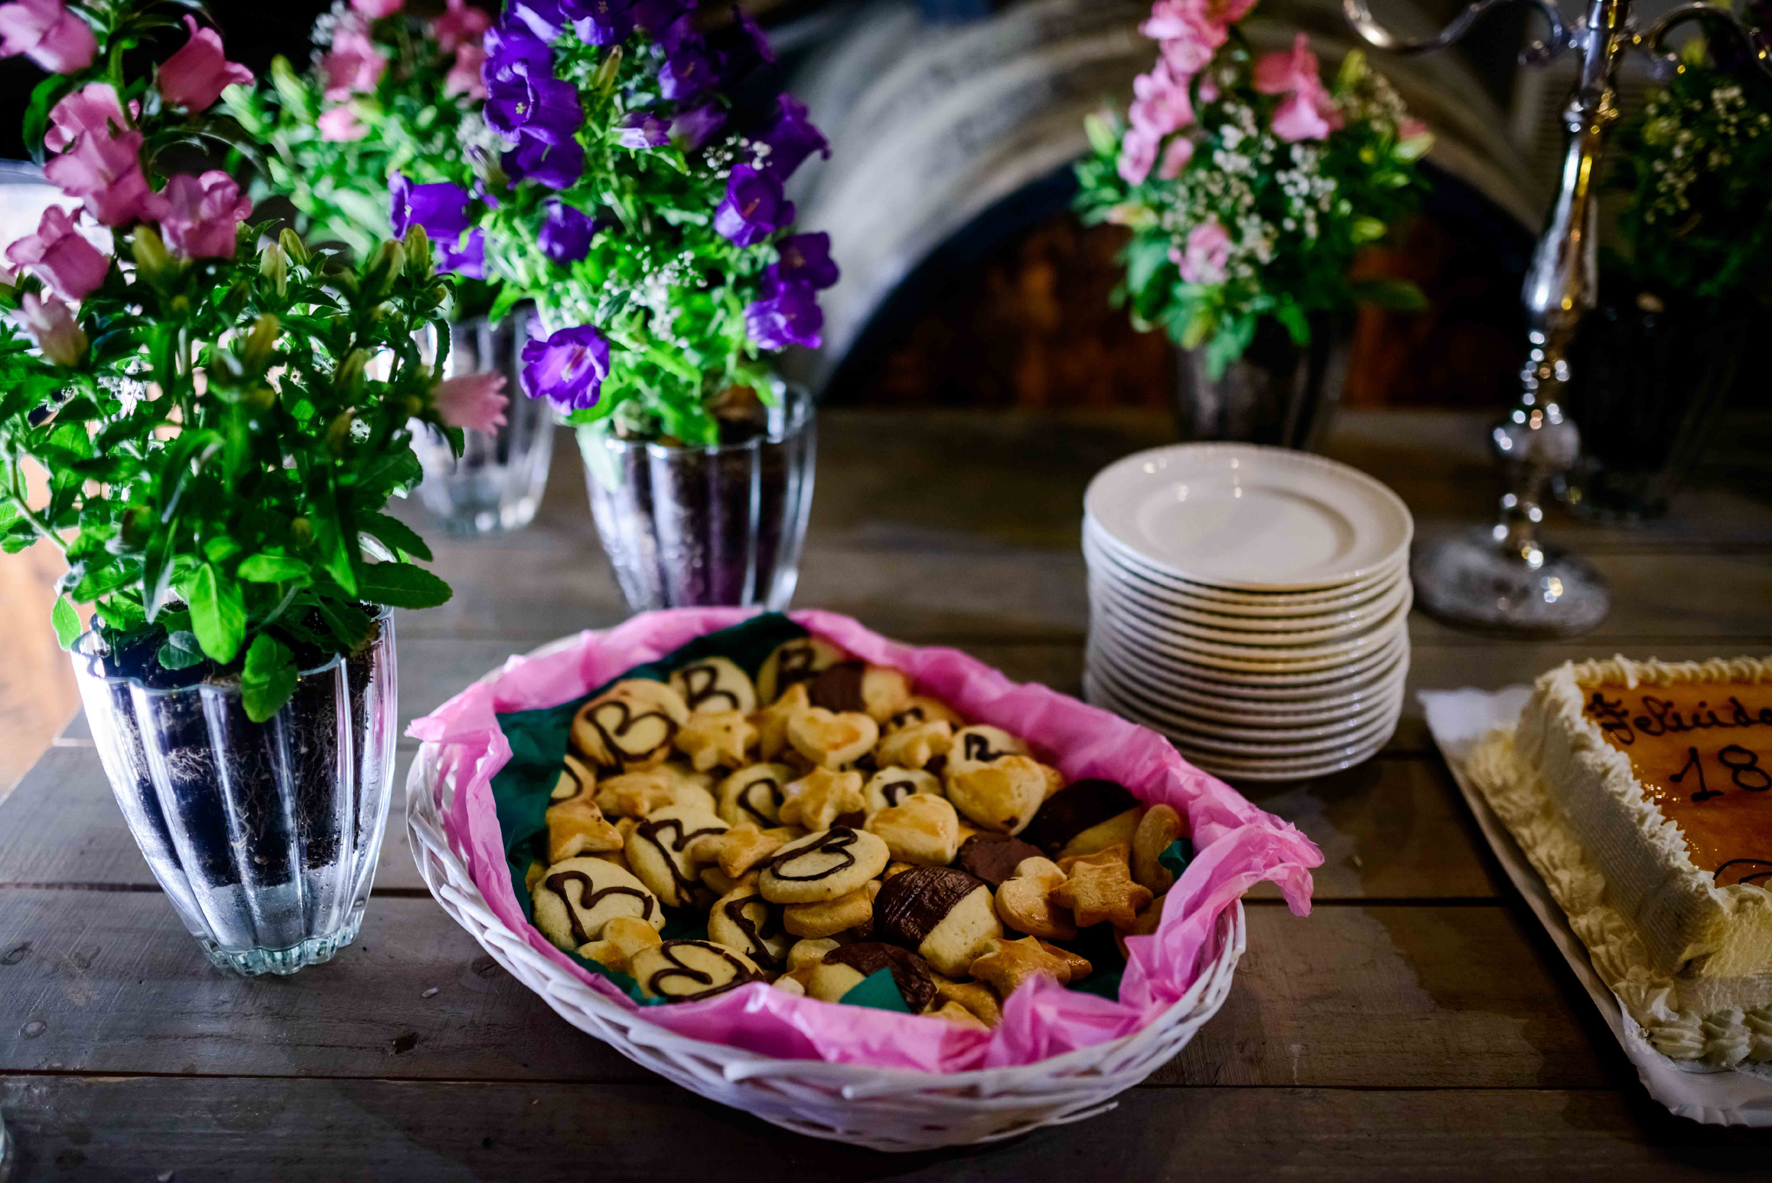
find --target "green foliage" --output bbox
[1075,41,1430,375]
[1605,56,1772,318]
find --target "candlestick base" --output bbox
[1411,527,1611,637]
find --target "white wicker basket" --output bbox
[406,737,1246,1151]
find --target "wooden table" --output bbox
[4,409,1772,1180]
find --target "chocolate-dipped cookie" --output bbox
[758,825,889,904]
[631,939,763,1002]
[955,832,1045,887]
[532,857,663,953]
[806,942,937,1012]
[1020,778,1144,858]
[873,865,1003,977]
[806,661,912,723]
[669,656,757,715]
[756,637,848,705]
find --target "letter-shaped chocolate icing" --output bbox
[645,940,760,1002]
[543,870,656,944]
[766,826,862,881]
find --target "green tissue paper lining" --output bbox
[488,613,809,1007]
[839,967,913,1013]
[1158,836,1194,879]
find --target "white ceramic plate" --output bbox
[1082,521,1405,610]
[1087,671,1403,758]
[1083,444,1413,591]
[1088,572,1410,647]
[1089,596,1409,671]
[1085,539,1408,634]
[1089,662,1405,743]
[1088,625,1409,693]
[1183,739,1392,783]
[1090,655,1408,726]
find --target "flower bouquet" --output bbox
[1074,0,1432,396]
[0,0,486,972]
[382,0,833,608]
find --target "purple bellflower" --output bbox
[502,132,586,189]
[755,94,828,180]
[389,174,473,240]
[769,232,838,290]
[566,0,632,46]
[616,109,671,148]
[538,200,600,263]
[520,323,611,412]
[713,163,792,247]
[744,280,823,350]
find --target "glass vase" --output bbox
[411,312,555,536]
[578,384,816,611]
[1172,317,1350,451]
[69,615,398,976]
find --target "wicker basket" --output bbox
[406,737,1246,1151]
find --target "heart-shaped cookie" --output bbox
[787,706,879,768]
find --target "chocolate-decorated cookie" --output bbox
[708,885,790,973]
[945,755,1050,836]
[806,661,912,723]
[884,695,966,734]
[624,805,728,909]
[669,656,757,715]
[757,637,849,705]
[862,767,941,815]
[531,857,663,953]
[571,680,690,771]
[716,762,794,827]
[1020,778,1144,858]
[551,751,596,801]
[757,825,890,904]
[807,941,937,1012]
[631,940,763,1002]
[944,725,1030,778]
[955,832,1045,887]
[874,865,1003,977]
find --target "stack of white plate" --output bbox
[1082,443,1414,782]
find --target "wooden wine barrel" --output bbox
[783,0,1544,392]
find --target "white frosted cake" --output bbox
[1468,656,1772,1067]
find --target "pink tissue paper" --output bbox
[408,607,1323,1073]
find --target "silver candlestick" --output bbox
[1343,0,1772,636]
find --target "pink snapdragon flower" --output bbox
[445,43,487,98]
[318,104,369,141]
[5,205,107,301]
[17,291,85,366]
[433,371,509,434]
[1140,0,1226,76]
[44,83,135,153]
[1253,34,1343,142]
[0,0,94,73]
[157,16,253,111]
[1129,60,1193,138]
[1158,136,1195,180]
[322,26,387,100]
[352,0,404,17]
[158,171,252,260]
[43,127,158,227]
[1173,220,1231,284]
[434,0,491,53]
[1118,126,1160,185]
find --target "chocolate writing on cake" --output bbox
[1585,691,1772,747]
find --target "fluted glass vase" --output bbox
[69,615,398,975]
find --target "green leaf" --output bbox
[315,598,373,650]
[1352,279,1429,312]
[1275,303,1311,348]
[51,595,80,649]
[156,630,205,671]
[241,634,298,724]
[360,512,433,562]
[189,563,245,664]
[237,553,312,582]
[353,561,452,610]
[1124,237,1171,296]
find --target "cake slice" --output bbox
[1468,656,1772,1067]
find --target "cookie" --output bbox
[1053,844,1153,929]
[1021,778,1145,859]
[669,656,757,715]
[954,832,1045,887]
[544,788,624,863]
[866,792,961,866]
[688,823,788,879]
[873,865,1002,977]
[884,696,966,733]
[787,707,879,768]
[993,856,1076,940]
[875,720,953,771]
[1132,803,1187,895]
[673,710,756,772]
[1116,891,1169,959]
[756,636,848,705]
[708,885,791,973]
[716,762,793,827]
[944,725,1030,778]
[928,1000,990,1031]
[551,751,596,801]
[752,682,811,760]
[783,883,874,939]
[570,679,690,771]
[631,939,763,1002]
[757,825,890,904]
[806,661,912,723]
[624,805,729,909]
[786,937,841,972]
[806,942,936,1011]
[532,857,663,953]
[932,974,1002,1027]
[772,974,807,997]
[778,767,866,831]
[578,914,663,974]
[945,755,1050,836]
[596,767,714,819]
[967,935,1088,997]
[863,768,942,815]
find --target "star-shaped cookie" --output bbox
[967,936,1085,997]
[1051,844,1153,929]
